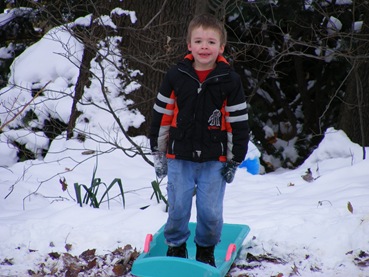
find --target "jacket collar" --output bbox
[183,53,229,65]
[179,54,230,77]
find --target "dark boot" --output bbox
[167,242,188,258]
[196,244,216,267]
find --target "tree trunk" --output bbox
[66,16,98,139]
[0,1,5,14]
[338,3,369,151]
[196,0,210,15]
[338,60,369,149]
[118,0,198,137]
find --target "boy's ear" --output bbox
[187,42,192,52]
[219,44,225,54]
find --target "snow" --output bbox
[327,16,343,35]
[0,7,33,27]
[1,10,369,277]
[305,0,353,8]
[1,130,368,276]
[111,8,137,24]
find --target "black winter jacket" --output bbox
[150,54,249,163]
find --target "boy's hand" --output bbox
[221,160,240,183]
[153,151,167,179]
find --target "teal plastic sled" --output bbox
[131,222,250,277]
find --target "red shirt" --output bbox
[195,69,213,83]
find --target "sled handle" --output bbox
[144,234,153,253]
[225,243,236,261]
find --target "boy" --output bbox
[150,13,249,267]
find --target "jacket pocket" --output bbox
[169,127,185,140]
[209,130,227,156]
[209,130,227,143]
[168,127,193,157]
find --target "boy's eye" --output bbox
[194,40,216,44]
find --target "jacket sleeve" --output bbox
[150,69,176,153]
[225,72,250,163]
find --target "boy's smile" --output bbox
[187,26,225,71]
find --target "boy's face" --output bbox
[187,26,225,71]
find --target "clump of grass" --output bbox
[151,179,168,212]
[74,156,125,209]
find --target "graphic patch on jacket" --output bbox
[208,109,221,128]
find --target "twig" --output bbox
[317,200,332,207]
[143,0,168,30]
[0,81,51,131]
[276,186,282,195]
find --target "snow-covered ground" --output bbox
[1,129,368,276]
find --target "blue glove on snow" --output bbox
[153,151,167,179]
[221,160,240,183]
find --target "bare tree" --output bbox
[219,0,369,169]
[1,0,203,168]
[4,0,368,174]
[1,1,153,165]
[66,15,98,139]
[338,0,369,154]
[117,0,197,136]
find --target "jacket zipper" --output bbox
[176,68,229,159]
[178,68,228,94]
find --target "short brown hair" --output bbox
[186,14,227,46]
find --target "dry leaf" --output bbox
[112,264,125,276]
[65,243,72,252]
[86,258,97,270]
[59,177,68,191]
[301,168,314,182]
[65,262,82,277]
[347,201,353,214]
[48,252,60,260]
[81,150,95,155]
[80,249,96,262]
[291,262,300,275]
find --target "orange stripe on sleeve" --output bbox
[161,90,176,126]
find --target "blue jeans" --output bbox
[164,159,226,247]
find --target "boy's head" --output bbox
[186,14,227,47]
